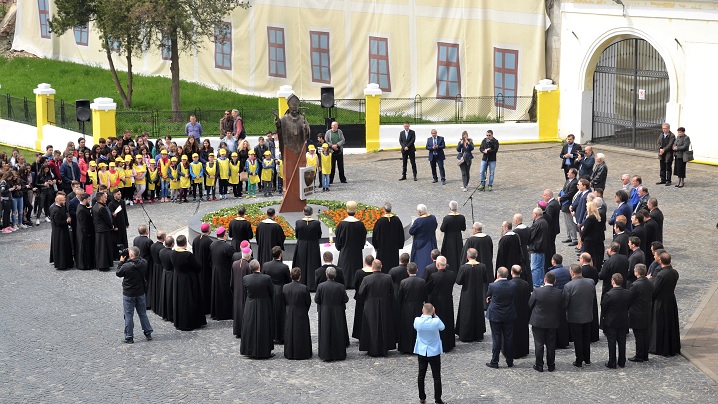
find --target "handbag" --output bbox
[456,152,465,166]
[684,144,694,162]
[239,171,248,182]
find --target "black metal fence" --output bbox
[1,94,36,126]
[380,94,536,124]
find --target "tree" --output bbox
[141,0,250,115]
[50,0,147,108]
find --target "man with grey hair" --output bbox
[496,220,528,287]
[456,248,489,342]
[590,153,608,191]
[528,208,550,288]
[315,265,350,361]
[410,204,438,277]
[427,256,456,352]
[656,122,675,185]
[232,108,245,140]
[621,174,632,192]
[240,259,275,359]
[559,167,579,245]
[116,246,153,343]
[460,222,494,286]
[440,200,466,277]
[372,201,405,272]
[563,263,596,367]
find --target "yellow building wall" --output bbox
[13,0,546,100]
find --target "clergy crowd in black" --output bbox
[44,136,683,399]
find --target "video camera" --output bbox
[118,244,130,261]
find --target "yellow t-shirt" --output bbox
[134,164,147,185]
[169,166,180,190]
[247,160,260,184]
[98,170,110,188]
[229,160,240,185]
[320,153,332,175]
[204,162,217,186]
[109,170,121,192]
[306,153,318,171]
[86,169,98,193]
[159,158,171,179]
[179,164,191,188]
[123,168,133,187]
[217,157,230,180]
[261,158,274,182]
[147,168,158,190]
[190,162,203,184]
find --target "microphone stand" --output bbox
[462,183,481,224]
[138,201,158,238]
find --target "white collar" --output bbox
[343,216,360,222]
[503,231,517,236]
[471,233,487,238]
[261,218,276,224]
[515,224,527,229]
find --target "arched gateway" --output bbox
[591,38,670,150]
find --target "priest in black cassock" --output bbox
[496,221,526,286]
[389,253,411,339]
[427,256,456,352]
[397,263,427,353]
[210,227,235,321]
[171,235,207,331]
[336,201,367,289]
[460,222,495,303]
[352,256,375,340]
[228,206,253,251]
[455,248,489,342]
[240,260,275,359]
[158,236,175,321]
[371,202,405,272]
[650,252,681,356]
[510,265,532,358]
[256,208,285,266]
[282,268,312,360]
[149,231,166,314]
[512,214,532,283]
[133,225,154,307]
[231,247,253,338]
[108,189,129,259]
[315,251,345,287]
[49,194,74,270]
[192,223,214,315]
[92,192,115,272]
[409,204,438,278]
[292,206,322,290]
[358,259,396,357]
[75,193,95,270]
[315,267,350,361]
[421,249,442,280]
[263,247,291,344]
[440,201,466,277]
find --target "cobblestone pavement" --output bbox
[1,143,717,403]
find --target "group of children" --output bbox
[84,148,285,204]
[305,142,334,191]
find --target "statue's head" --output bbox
[287,94,300,112]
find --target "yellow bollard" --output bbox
[33,83,56,151]
[535,79,560,142]
[364,83,382,152]
[91,98,117,146]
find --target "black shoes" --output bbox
[547,365,555,372]
[414,177,418,181]
[432,179,438,183]
[485,362,499,369]
[123,338,134,344]
[533,365,543,372]
[399,177,407,181]
[145,333,153,341]
[656,181,666,185]
[665,181,672,186]
[562,239,572,243]
[568,241,578,246]
[572,361,582,368]
[628,356,644,363]
[605,362,616,369]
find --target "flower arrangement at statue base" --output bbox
[201,199,384,240]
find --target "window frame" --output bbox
[38,0,51,39]
[73,24,89,46]
[436,42,461,99]
[368,36,391,92]
[267,27,287,78]
[214,22,233,71]
[309,31,331,84]
[494,47,519,110]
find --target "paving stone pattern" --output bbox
[1,144,717,402]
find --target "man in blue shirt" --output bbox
[185,114,203,141]
[414,303,445,404]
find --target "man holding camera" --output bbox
[413,303,445,404]
[116,246,153,344]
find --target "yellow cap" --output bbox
[219,149,227,155]
[161,150,168,154]
[171,156,178,162]
[264,151,271,156]
[149,159,156,164]
[115,157,123,163]
[209,152,215,157]
[322,143,329,148]
[89,161,97,166]
[98,162,107,168]
[135,154,142,159]
[192,153,199,158]
[308,145,316,151]
[248,150,255,155]
[109,162,116,167]
[181,155,188,160]
[231,152,238,157]
[124,155,132,162]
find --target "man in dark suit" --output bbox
[601,273,631,368]
[647,198,664,242]
[608,190,633,233]
[599,242,629,297]
[612,221,630,257]
[559,168,579,245]
[425,129,446,185]
[626,236,645,286]
[485,267,517,369]
[528,271,563,372]
[569,179,591,246]
[656,123,676,185]
[629,264,653,362]
[543,189,561,269]
[579,252,601,343]
[559,134,582,179]
[399,122,417,181]
[563,264,595,367]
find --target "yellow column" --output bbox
[277,85,293,118]
[33,83,56,151]
[91,97,117,146]
[364,83,382,152]
[535,79,560,141]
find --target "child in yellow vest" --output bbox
[98,162,110,191]
[189,153,204,201]
[108,161,122,193]
[319,143,332,191]
[245,150,259,198]
[147,159,158,203]
[86,161,98,198]
[178,155,191,203]
[261,150,275,197]
[275,155,284,194]
[133,154,147,204]
[158,149,171,202]
[228,152,242,198]
[168,156,180,201]
[216,149,230,200]
[122,155,134,205]
[204,153,217,201]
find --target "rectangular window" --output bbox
[214,23,232,70]
[161,33,171,60]
[73,24,89,46]
[436,42,460,98]
[38,0,50,39]
[368,37,391,92]
[494,48,519,109]
[309,31,330,84]
[267,27,286,78]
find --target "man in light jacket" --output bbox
[414,303,445,404]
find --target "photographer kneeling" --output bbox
[116,246,153,343]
